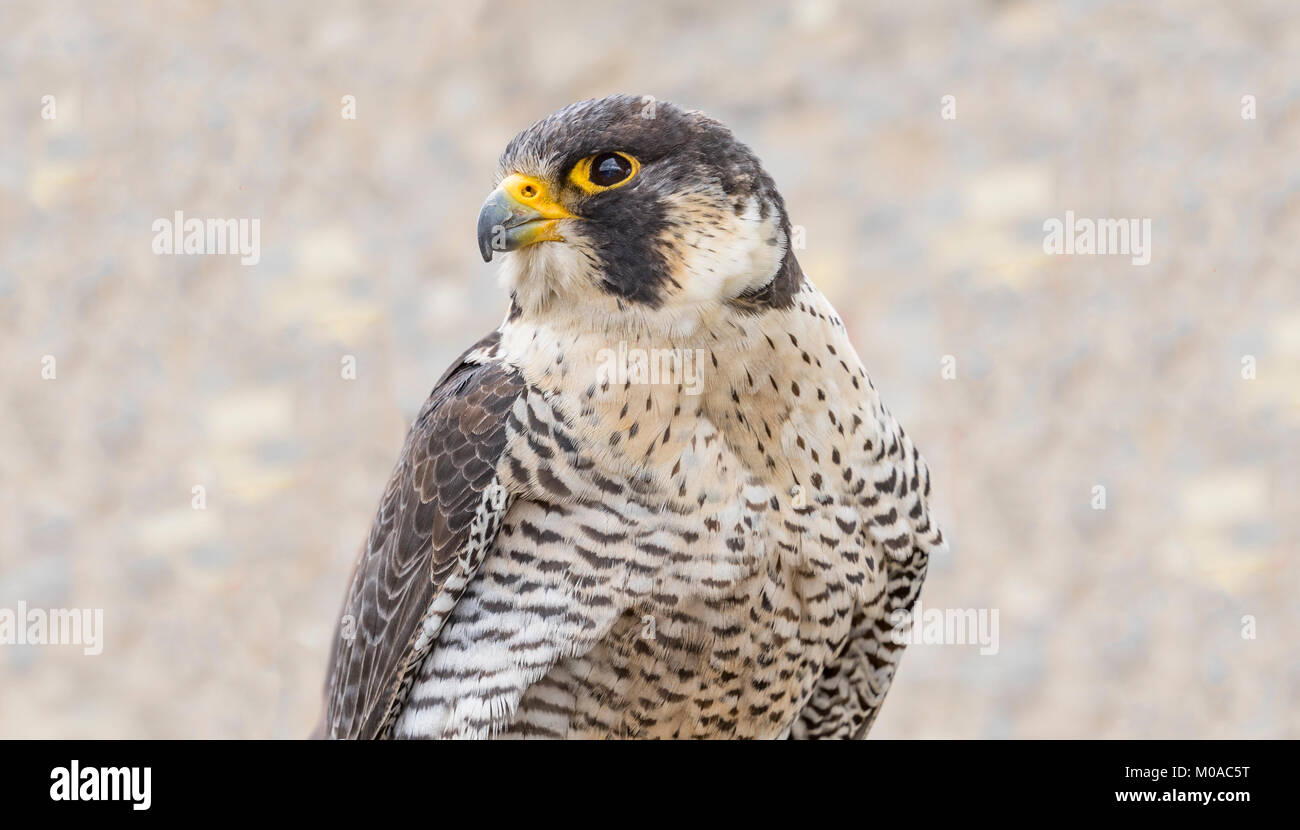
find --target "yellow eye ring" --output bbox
[569,152,641,194]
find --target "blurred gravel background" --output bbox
[1,0,1296,738]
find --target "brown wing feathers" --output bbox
[321,351,522,738]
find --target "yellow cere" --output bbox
[499,173,576,219]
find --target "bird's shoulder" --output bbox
[321,329,526,738]
[790,394,946,738]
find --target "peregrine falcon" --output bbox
[320,95,946,739]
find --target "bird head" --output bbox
[478,95,802,329]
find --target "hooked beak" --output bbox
[476,173,575,262]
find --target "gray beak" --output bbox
[475,175,574,262]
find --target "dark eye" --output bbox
[589,152,634,187]
[569,151,641,193]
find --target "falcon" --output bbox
[319,95,946,739]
